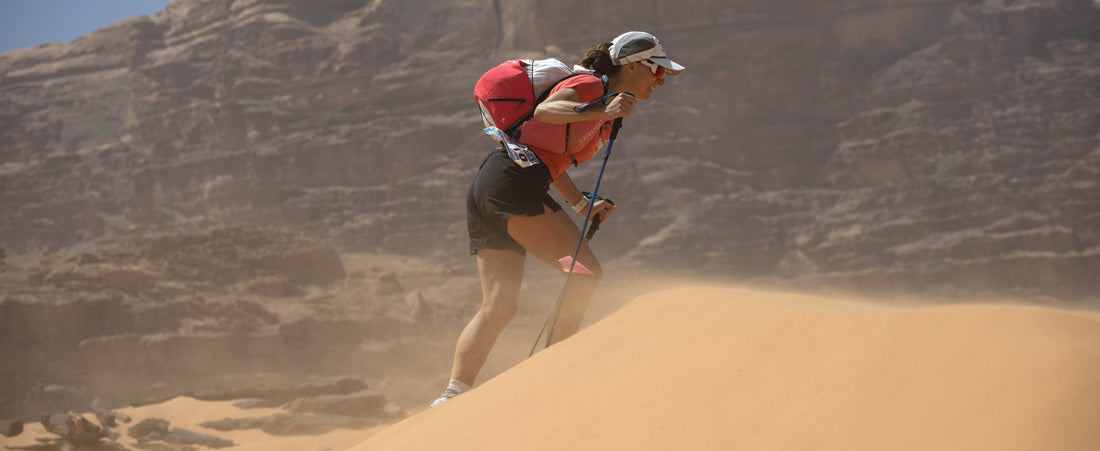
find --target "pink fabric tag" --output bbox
[558,256,594,275]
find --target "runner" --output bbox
[432,31,685,407]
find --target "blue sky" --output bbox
[0,0,170,54]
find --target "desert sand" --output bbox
[1,396,387,450]
[353,285,1100,451]
[6,284,1098,450]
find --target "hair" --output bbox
[579,42,620,76]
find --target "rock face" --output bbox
[0,226,480,421]
[1,0,1098,301]
[129,417,235,448]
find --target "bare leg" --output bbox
[449,248,525,386]
[447,206,603,387]
[508,206,603,345]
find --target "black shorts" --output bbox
[467,148,562,255]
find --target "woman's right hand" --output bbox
[603,93,636,119]
[591,199,616,224]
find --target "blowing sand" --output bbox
[7,284,1097,450]
[353,285,1100,451]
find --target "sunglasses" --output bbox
[639,59,666,79]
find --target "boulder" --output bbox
[0,420,23,437]
[128,417,233,448]
[40,412,108,445]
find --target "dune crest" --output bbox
[353,286,1100,451]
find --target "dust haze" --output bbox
[3,0,1099,448]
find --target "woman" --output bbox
[433,31,685,407]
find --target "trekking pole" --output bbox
[528,95,629,357]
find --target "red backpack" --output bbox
[474,58,584,140]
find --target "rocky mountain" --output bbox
[0,226,486,421]
[1,0,1098,288]
[2,0,1098,301]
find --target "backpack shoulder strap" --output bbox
[503,72,586,138]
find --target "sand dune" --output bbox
[7,285,1096,450]
[352,286,1100,451]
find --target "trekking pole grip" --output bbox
[610,117,624,140]
[609,92,630,139]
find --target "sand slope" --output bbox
[353,286,1100,451]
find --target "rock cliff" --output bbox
[2,0,1098,300]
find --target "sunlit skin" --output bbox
[447,60,670,387]
[529,60,665,224]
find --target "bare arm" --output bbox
[532,88,635,125]
[551,171,585,207]
[539,87,625,222]
[551,171,617,222]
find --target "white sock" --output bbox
[447,379,472,393]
